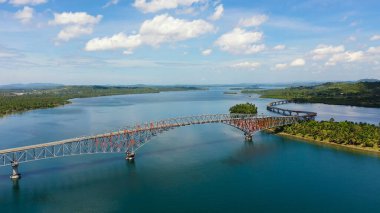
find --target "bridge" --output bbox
[0,100,316,180]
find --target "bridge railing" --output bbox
[267,100,317,120]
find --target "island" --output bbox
[0,85,204,117]
[243,81,380,108]
[229,103,258,114]
[271,119,380,153]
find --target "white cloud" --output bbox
[14,6,34,24]
[311,44,345,60]
[368,46,380,54]
[201,49,212,56]
[57,25,93,41]
[85,14,213,53]
[215,28,265,54]
[49,12,102,42]
[0,51,17,57]
[326,51,363,66]
[230,61,261,69]
[274,63,287,70]
[9,0,46,5]
[209,4,223,21]
[103,0,119,8]
[49,12,102,26]
[290,58,305,66]
[0,0,7,3]
[370,35,380,41]
[85,33,142,52]
[139,14,214,46]
[238,14,268,27]
[273,44,285,50]
[133,0,204,13]
[347,36,356,42]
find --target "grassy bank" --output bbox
[0,86,203,117]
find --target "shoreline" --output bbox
[265,129,380,156]
[0,88,201,118]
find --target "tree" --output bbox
[229,103,258,114]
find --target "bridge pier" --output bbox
[245,133,253,142]
[10,161,21,180]
[126,152,135,161]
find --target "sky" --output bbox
[0,0,380,85]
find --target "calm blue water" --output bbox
[1,88,380,212]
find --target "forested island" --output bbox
[272,119,380,152]
[229,103,258,114]
[243,82,380,108]
[0,85,203,117]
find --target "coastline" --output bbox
[0,88,201,118]
[265,129,380,156]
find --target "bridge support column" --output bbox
[10,161,21,180]
[245,133,253,142]
[126,152,135,161]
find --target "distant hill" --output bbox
[251,81,380,108]
[0,83,64,90]
[357,79,380,83]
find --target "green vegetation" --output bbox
[244,82,380,107]
[224,92,238,94]
[0,86,203,117]
[229,103,258,114]
[273,119,380,150]
[241,90,260,94]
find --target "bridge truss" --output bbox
[0,100,317,179]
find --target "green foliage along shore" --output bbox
[0,86,202,117]
[274,119,380,148]
[229,103,258,114]
[243,82,380,108]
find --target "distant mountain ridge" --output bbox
[0,83,64,90]
[357,79,380,82]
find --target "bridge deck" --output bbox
[0,101,317,168]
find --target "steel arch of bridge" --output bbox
[0,114,302,167]
[0,100,317,180]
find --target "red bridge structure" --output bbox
[0,100,316,180]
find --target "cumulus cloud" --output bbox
[9,0,46,5]
[273,44,285,50]
[326,51,363,66]
[14,6,34,24]
[85,14,214,53]
[49,12,102,26]
[238,14,268,27]
[201,49,212,56]
[274,63,287,70]
[85,33,142,52]
[209,4,223,21]
[49,12,102,42]
[215,28,265,54]
[133,0,204,13]
[370,35,380,41]
[230,61,261,69]
[57,25,93,41]
[139,14,214,46]
[290,58,306,66]
[311,44,345,60]
[368,46,380,54]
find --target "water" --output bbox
[1,88,380,212]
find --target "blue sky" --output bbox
[0,0,380,85]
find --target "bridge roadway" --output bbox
[0,100,316,179]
